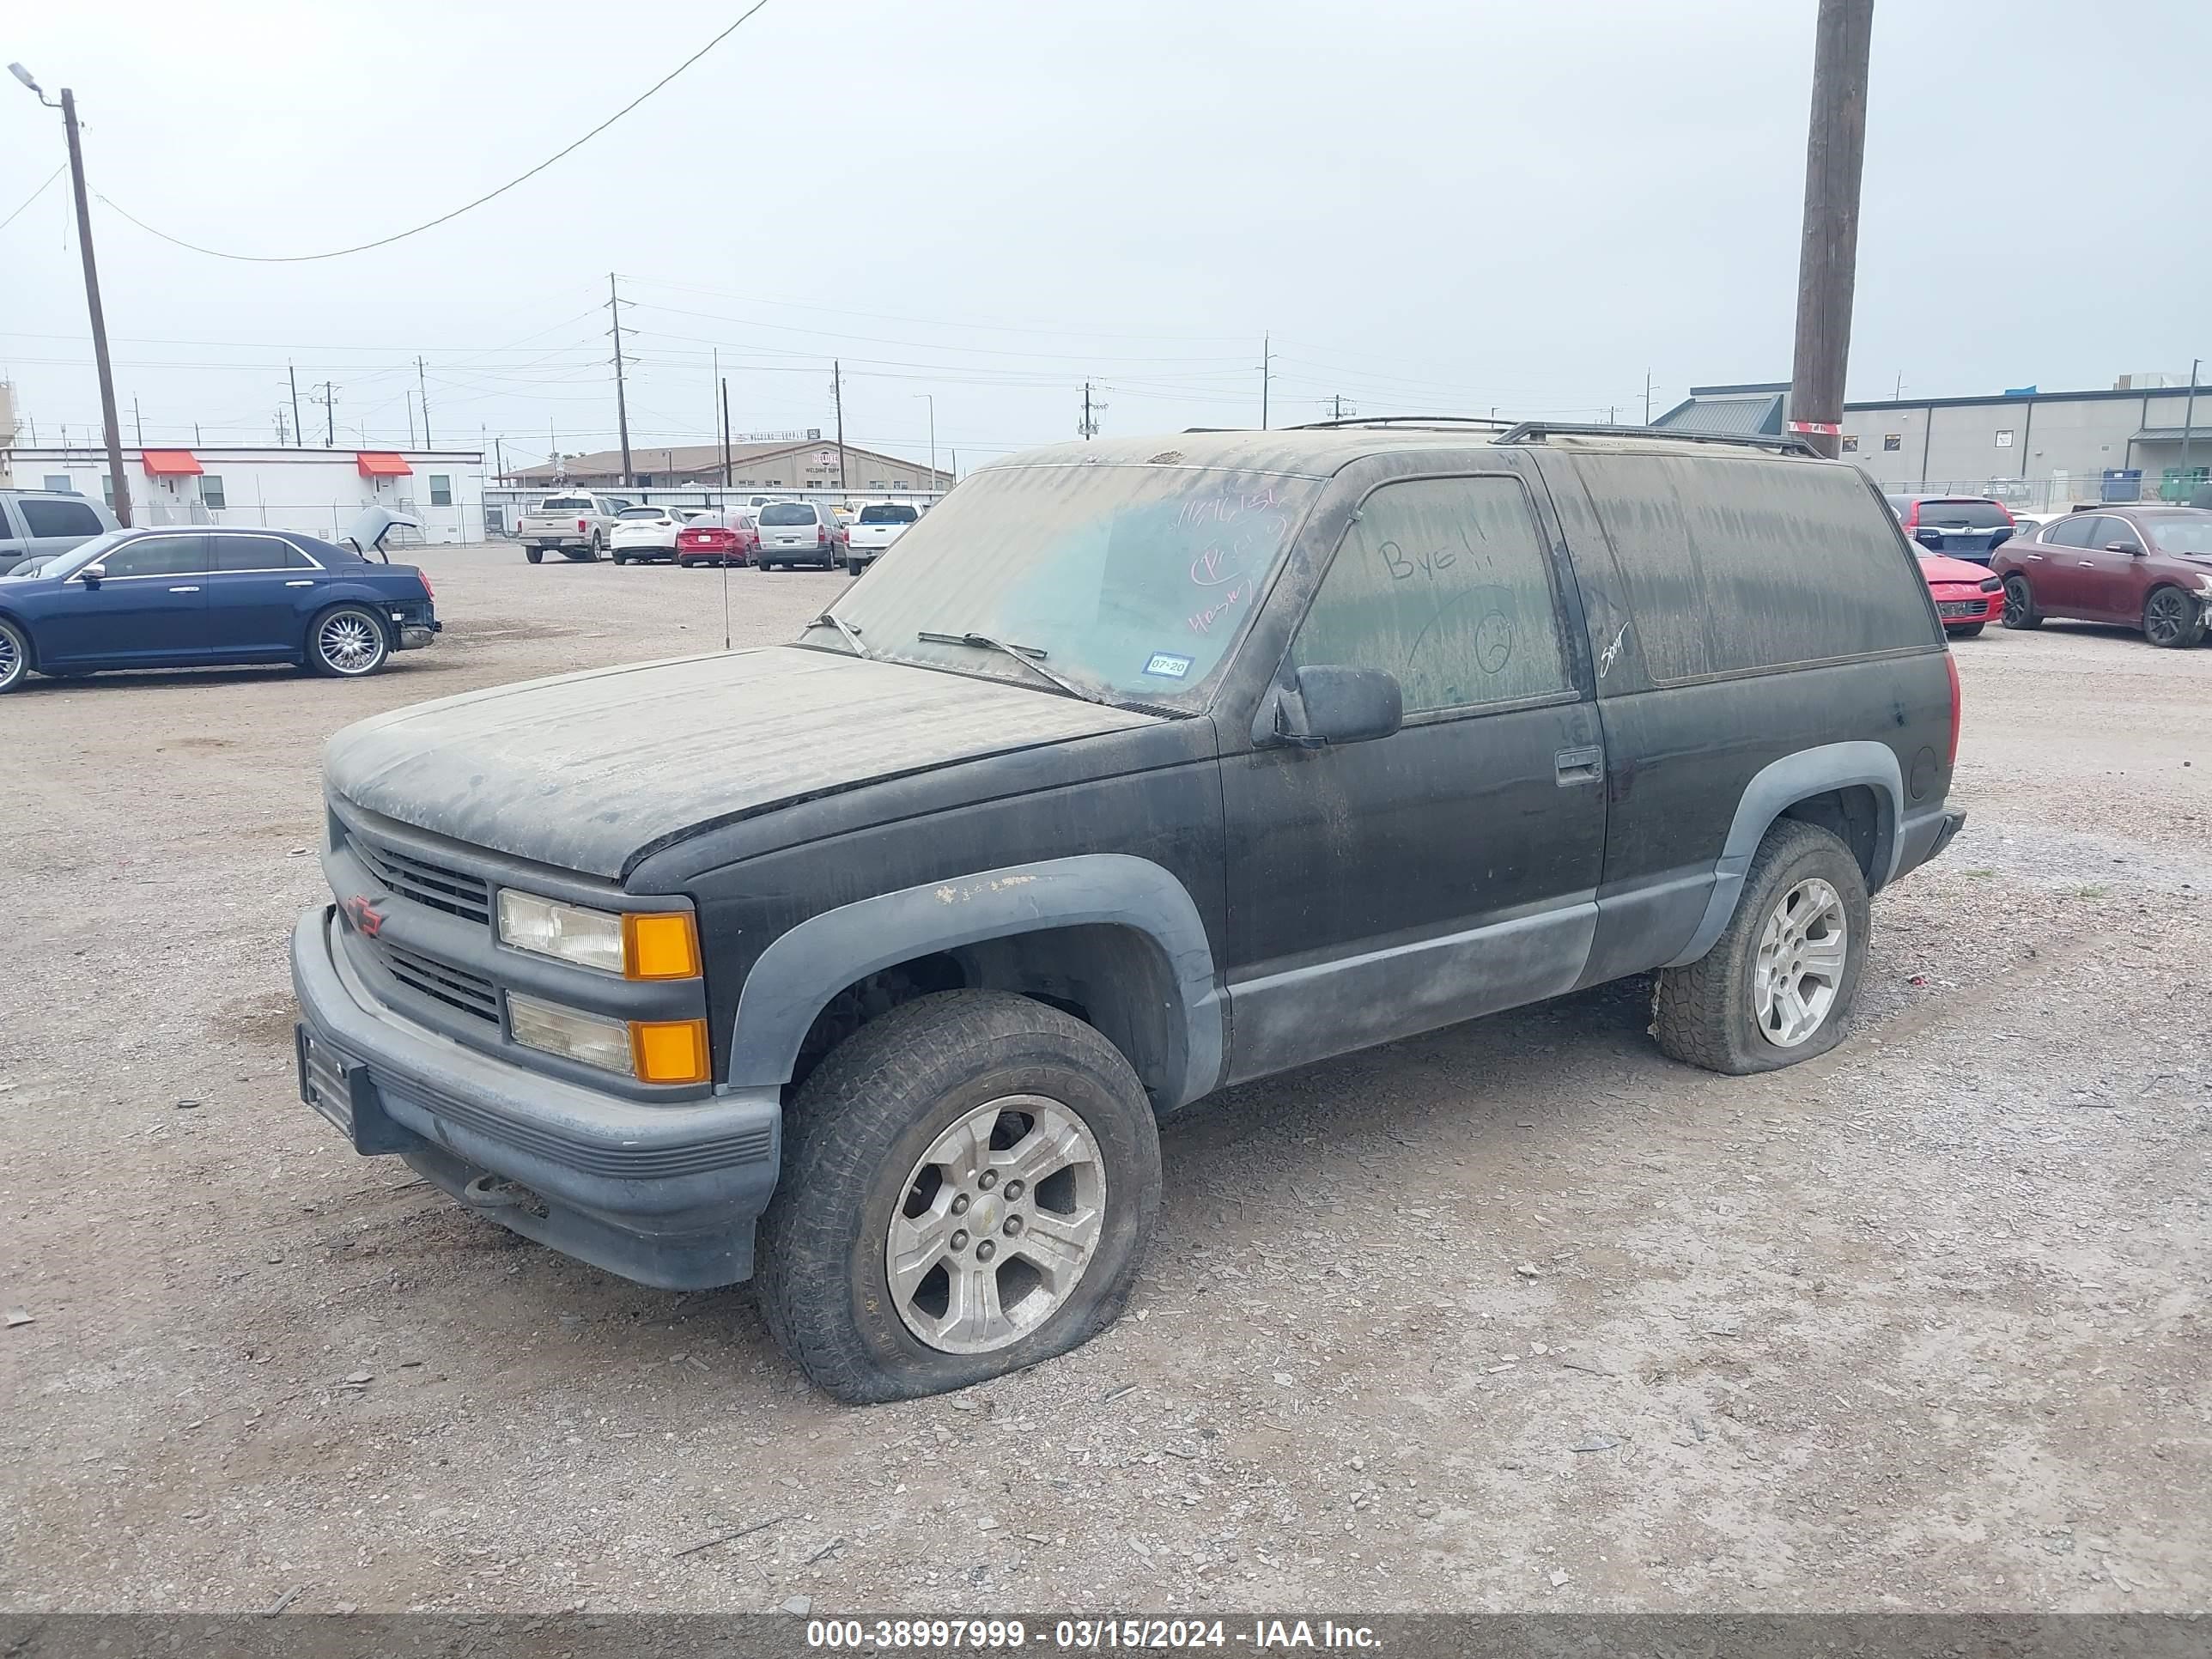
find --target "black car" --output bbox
[0,521,437,693]
[292,422,1962,1401]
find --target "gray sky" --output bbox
[5,0,2207,473]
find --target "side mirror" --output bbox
[2106,542,2145,556]
[1271,665,1402,749]
[78,563,106,586]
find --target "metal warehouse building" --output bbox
[1656,377,2210,508]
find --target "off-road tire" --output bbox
[757,989,1162,1404]
[2001,574,2040,629]
[1652,818,1869,1075]
[525,546,544,564]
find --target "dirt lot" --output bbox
[3,544,2207,1615]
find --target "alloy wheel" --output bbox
[318,611,384,674]
[1751,877,1849,1048]
[2145,588,2192,647]
[885,1095,1106,1355]
[2002,576,2033,628]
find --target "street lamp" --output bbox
[12,63,133,526]
[912,393,937,496]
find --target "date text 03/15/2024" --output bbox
[803,1618,1382,1650]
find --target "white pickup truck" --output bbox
[516,493,625,563]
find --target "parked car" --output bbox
[1885,495,2016,562]
[0,526,438,693]
[675,508,761,568]
[290,422,1961,1402]
[845,501,920,574]
[2,488,121,574]
[1916,550,2004,637]
[609,505,705,565]
[755,501,848,570]
[516,493,623,562]
[1992,506,2212,647]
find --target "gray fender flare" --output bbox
[726,854,1224,1109]
[1663,740,1904,969]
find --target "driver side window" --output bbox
[1288,476,1570,717]
[99,535,208,579]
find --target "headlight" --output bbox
[497,890,699,980]
[507,992,710,1085]
[1978,575,2002,593]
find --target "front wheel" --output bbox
[2143,586,2205,648]
[2001,574,2041,629]
[0,617,29,693]
[1652,818,1869,1075]
[1949,622,1985,639]
[307,605,392,678]
[757,990,1163,1403]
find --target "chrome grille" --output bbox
[371,936,500,1024]
[351,831,492,925]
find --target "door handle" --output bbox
[2026,553,2044,561]
[1554,746,1602,785]
[2077,561,2096,568]
[167,585,201,592]
[284,580,314,587]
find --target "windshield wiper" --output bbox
[916,629,1107,704]
[801,611,869,658]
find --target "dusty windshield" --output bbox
[824,462,1319,708]
[2147,515,2212,556]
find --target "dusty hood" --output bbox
[1918,554,1994,584]
[325,646,1159,879]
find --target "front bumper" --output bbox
[289,904,781,1288]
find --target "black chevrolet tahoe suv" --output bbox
[292,421,1965,1401]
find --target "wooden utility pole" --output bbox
[831,359,848,489]
[416,356,432,447]
[1261,332,1272,430]
[288,362,303,447]
[1079,382,1102,440]
[52,87,133,524]
[720,376,733,488]
[1787,0,1875,460]
[609,273,634,487]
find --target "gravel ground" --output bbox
[2,545,2207,1614]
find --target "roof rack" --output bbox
[1495,420,1820,457]
[1289,414,1516,431]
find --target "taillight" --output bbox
[817,526,828,544]
[417,570,434,598]
[1944,649,1961,769]
[1904,501,1921,528]
[577,518,588,533]
[1994,503,2014,526]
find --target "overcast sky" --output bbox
[4,0,2207,473]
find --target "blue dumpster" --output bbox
[2100,468,2143,503]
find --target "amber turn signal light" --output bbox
[629,1018,710,1085]
[623,911,702,981]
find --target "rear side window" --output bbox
[1290,476,1570,715]
[212,534,314,570]
[759,503,817,526]
[2044,516,2098,549]
[1576,455,1936,682]
[20,499,104,538]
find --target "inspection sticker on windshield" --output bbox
[1143,651,1194,680]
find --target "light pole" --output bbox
[11,62,132,526]
[913,393,937,494]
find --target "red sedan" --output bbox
[675,509,760,568]
[1918,550,2003,638]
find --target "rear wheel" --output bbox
[2001,574,2040,629]
[611,551,629,565]
[306,605,391,678]
[1652,819,1869,1075]
[757,991,1162,1403]
[2143,585,2204,648]
[847,557,864,575]
[525,546,544,564]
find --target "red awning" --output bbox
[356,452,412,477]
[142,449,203,477]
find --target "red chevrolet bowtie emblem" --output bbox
[343,895,386,938]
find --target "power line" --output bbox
[0,163,66,232]
[90,2,773,263]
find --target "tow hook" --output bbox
[460,1173,548,1218]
